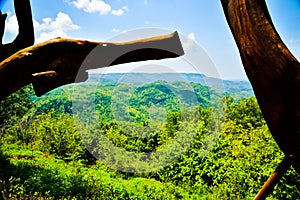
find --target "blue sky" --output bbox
[1,0,300,80]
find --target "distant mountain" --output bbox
[88,73,254,98]
[32,73,254,119]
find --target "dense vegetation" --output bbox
[0,76,299,199]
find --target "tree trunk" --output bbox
[220,0,300,172]
[0,0,35,61]
[0,31,183,99]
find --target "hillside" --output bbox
[88,73,254,99]
[1,84,300,199]
[32,73,252,120]
[1,77,300,199]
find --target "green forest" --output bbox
[0,75,299,199]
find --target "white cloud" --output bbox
[5,14,18,35]
[181,33,198,51]
[188,32,196,41]
[111,29,128,34]
[122,6,129,12]
[36,12,79,32]
[71,0,128,16]
[112,9,124,16]
[5,12,79,43]
[34,12,79,43]
[111,28,120,33]
[72,0,111,15]
[37,30,68,43]
[111,6,129,16]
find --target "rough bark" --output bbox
[0,0,35,61]
[221,0,300,172]
[0,31,184,99]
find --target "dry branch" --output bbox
[221,0,300,173]
[0,31,184,99]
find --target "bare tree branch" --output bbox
[0,31,184,99]
[221,0,300,173]
[0,0,35,61]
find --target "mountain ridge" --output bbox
[87,72,254,98]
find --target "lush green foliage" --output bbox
[0,86,34,131]
[1,80,299,199]
[0,144,188,199]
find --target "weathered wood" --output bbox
[254,157,291,200]
[0,31,184,99]
[220,0,300,173]
[0,0,34,61]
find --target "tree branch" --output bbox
[0,31,184,99]
[221,0,300,173]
